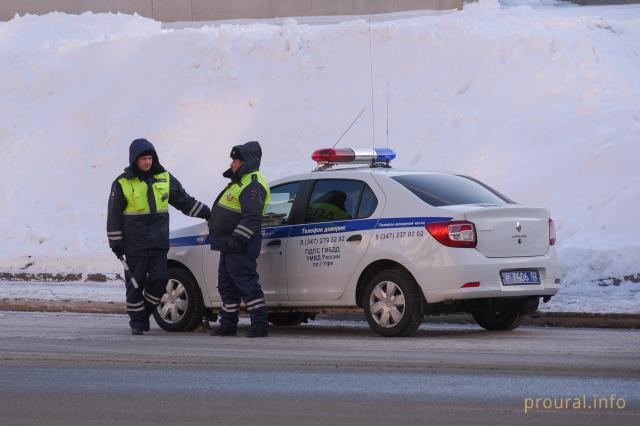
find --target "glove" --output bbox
[201,206,212,221]
[112,246,125,260]
[227,236,246,254]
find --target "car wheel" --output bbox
[153,267,204,332]
[268,312,307,326]
[471,299,524,331]
[363,270,423,337]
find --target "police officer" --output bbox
[208,141,271,338]
[307,190,350,222]
[107,138,211,335]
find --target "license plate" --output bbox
[500,270,541,285]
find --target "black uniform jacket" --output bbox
[107,138,211,255]
[208,141,267,257]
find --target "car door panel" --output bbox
[258,181,304,301]
[286,179,381,301]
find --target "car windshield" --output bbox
[391,174,512,207]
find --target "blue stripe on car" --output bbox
[170,234,210,247]
[169,216,452,247]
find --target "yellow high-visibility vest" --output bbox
[217,171,271,214]
[118,171,170,215]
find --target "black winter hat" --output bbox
[230,141,261,161]
[230,146,244,160]
[137,149,155,160]
[129,138,158,166]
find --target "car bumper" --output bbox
[406,247,561,304]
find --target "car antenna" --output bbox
[333,108,365,148]
[368,17,376,152]
[386,81,390,149]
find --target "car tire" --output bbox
[268,312,306,326]
[362,270,423,337]
[153,267,204,332]
[471,299,525,331]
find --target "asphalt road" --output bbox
[0,312,638,425]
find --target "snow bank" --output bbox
[0,4,639,293]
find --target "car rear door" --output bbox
[285,178,380,301]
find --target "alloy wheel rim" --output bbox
[157,279,188,324]
[369,281,405,328]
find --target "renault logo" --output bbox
[516,222,522,233]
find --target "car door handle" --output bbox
[347,234,362,242]
[266,239,281,247]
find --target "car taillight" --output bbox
[549,218,556,246]
[426,221,477,248]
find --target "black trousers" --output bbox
[124,252,167,329]
[217,251,268,330]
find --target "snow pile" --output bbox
[0,4,639,295]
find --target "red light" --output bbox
[311,148,356,163]
[461,282,480,288]
[426,221,477,248]
[549,218,556,246]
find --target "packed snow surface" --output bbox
[0,1,639,306]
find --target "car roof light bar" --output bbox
[311,147,396,169]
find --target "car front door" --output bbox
[258,181,302,301]
[286,179,380,301]
[202,181,302,303]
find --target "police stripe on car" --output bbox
[169,216,453,247]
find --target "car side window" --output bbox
[263,182,301,227]
[357,185,378,218]
[304,180,367,223]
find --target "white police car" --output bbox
[155,148,560,337]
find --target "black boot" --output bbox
[131,328,144,335]
[246,327,268,338]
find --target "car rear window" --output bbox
[391,174,512,207]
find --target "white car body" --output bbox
[164,165,560,336]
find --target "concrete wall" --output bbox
[0,0,463,22]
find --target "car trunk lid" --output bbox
[455,205,550,258]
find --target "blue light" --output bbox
[374,148,396,162]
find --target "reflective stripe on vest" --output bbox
[118,171,170,215]
[217,171,271,215]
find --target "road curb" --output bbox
[0,298,125,314]
[527,312,640,329]
[1,298,638,329]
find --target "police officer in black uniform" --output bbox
[107,138,211,335]
[208,141,271,338]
